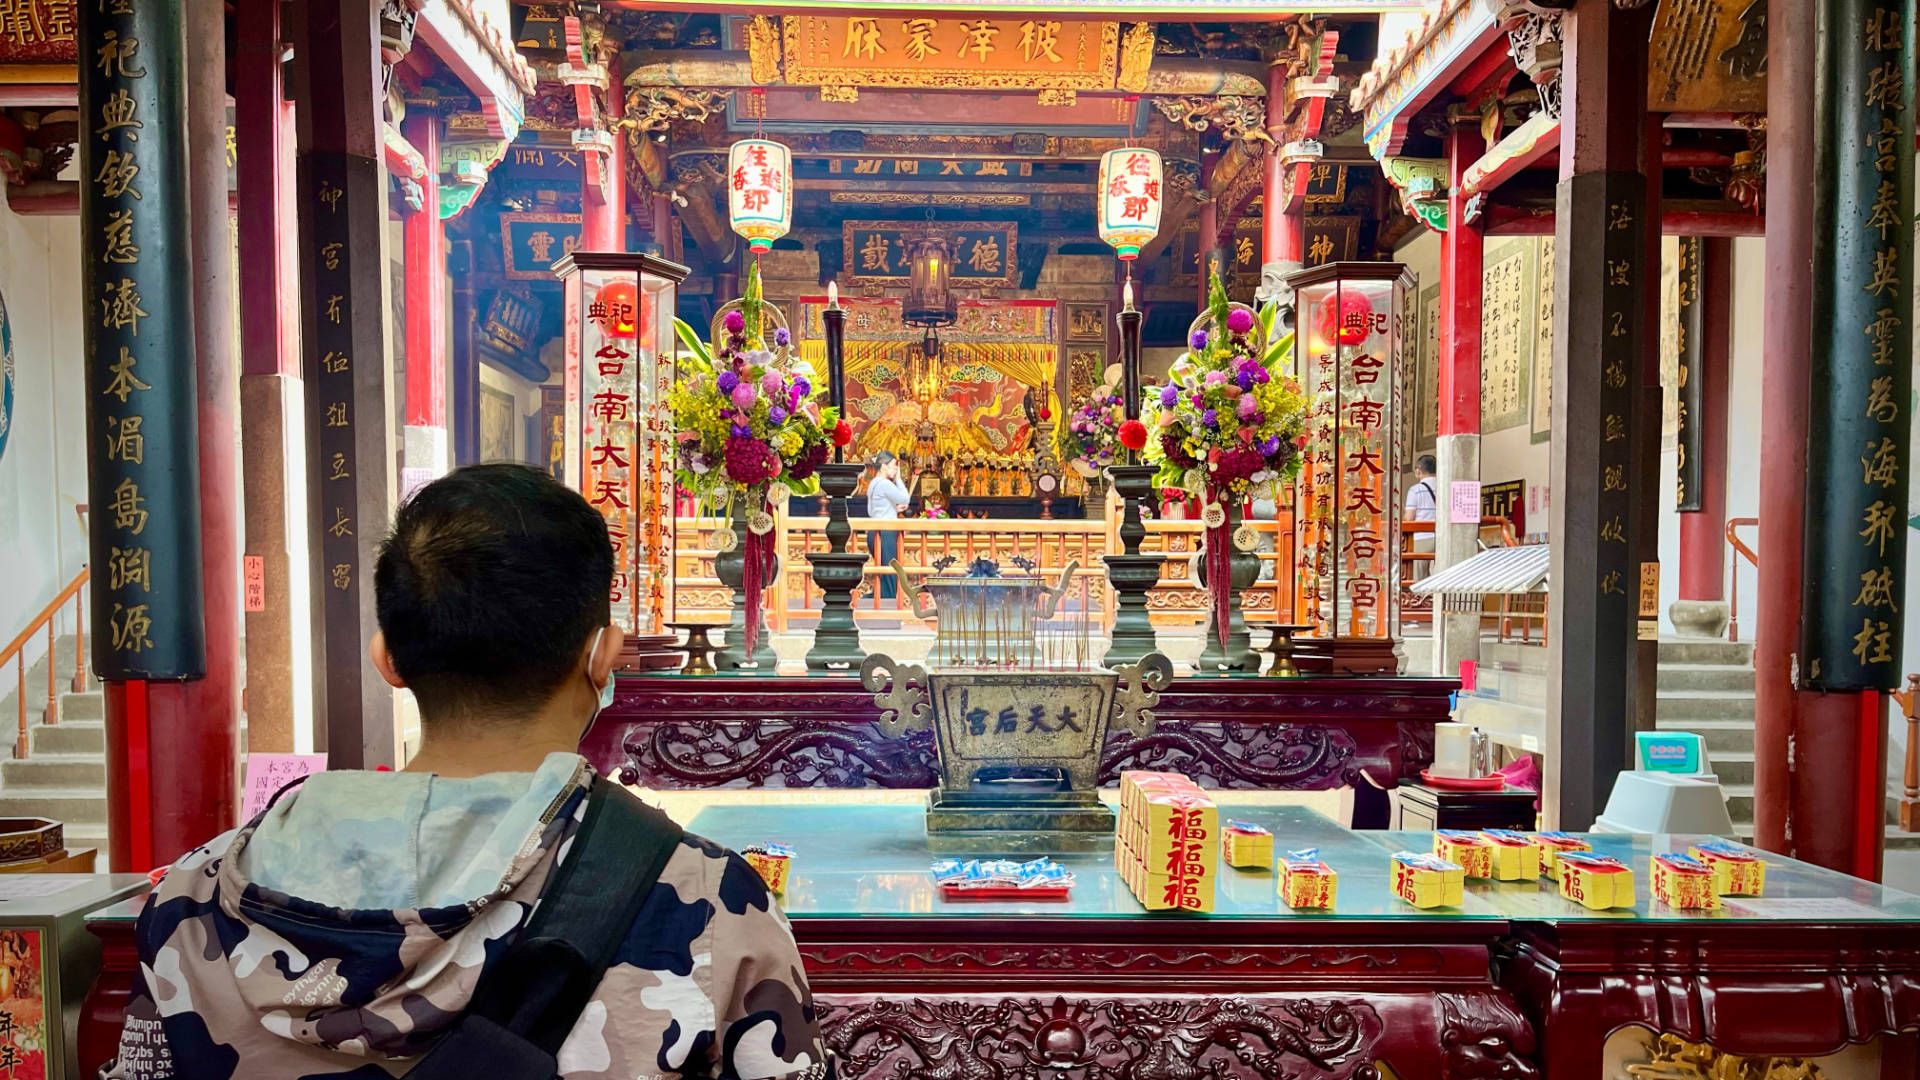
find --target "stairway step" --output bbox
[1,756,103,789]
[52,692,103,722]
[1706,749,1754,786]
[1722,782,1753,824]
[1656,664,1755,693]
[0,789,106,824]
[29,721,104,756]
[1656,691,1756,722]
[63,825,109,852]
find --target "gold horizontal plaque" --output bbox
[782,15,1120,91]
[1646,0,1766,112]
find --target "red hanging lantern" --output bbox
[594,280,640,337]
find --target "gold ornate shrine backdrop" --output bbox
[799,298,1059,461]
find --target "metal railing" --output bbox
[0,568,89,760]
[1725,517,1759,643]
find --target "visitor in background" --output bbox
[104,465,829,1080]
[1406,453,1439,580]
[867,450,913,600]
[1406,453,1438,523]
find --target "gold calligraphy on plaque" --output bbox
[0,0,77,52]
[784,14,1119,91]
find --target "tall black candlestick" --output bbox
[824,284,847,462]
[1118,286,1144,457]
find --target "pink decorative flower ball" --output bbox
[731,383,757,410]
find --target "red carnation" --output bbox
[724,435,779,486]
[831,419,854,447]
[1118,419,1149,451]
[790,441,829,481]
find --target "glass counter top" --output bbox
[688,803,1920,924]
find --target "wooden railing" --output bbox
[0,567,88,760]
[670,512,1304,631]
[1725,517,1759,643]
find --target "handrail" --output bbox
[1725,517,1758,644]
[0,567,89,760]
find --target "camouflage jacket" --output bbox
[104,755,830,1080]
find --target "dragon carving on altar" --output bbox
[821,996,1383,1080]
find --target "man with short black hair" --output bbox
[1406,453,1439,523]
[108,464,830,1080]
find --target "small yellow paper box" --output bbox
[1435,831,1495,879]
[1557,853,1635,910]
[1392,851,1465,909]
[1221,821,1273,870]
[1688,840,1767,896]
[742,843,793,895]
[1533,831,1594,881]
[1480,830,1542,881]
[1279,849,1338,909]
[1652,852,1720,910]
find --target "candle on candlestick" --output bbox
[1118,296,1143,425]
[823,282,848,461]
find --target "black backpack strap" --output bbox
[404,778,684,1079]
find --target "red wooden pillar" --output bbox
[235,0,304,754]
[401,108,447,487]
[1262,62,1301,273]
[1433,123,1486,677]
[1196,158,1219,306]
[581,54,626,252]
[1754,0,1814,856]
[1676,238,1731,603]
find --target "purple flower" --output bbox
[1227,307,1255,335]
[1189,329,1210,352]
[1202,408,1220,430]
[717,370,739,394]
[792,376,812,399]
[1190,391,1207,410]
[1259,435,1282,457]
[774,327,791,347]
[769,405,788,424]
[730,422,753,439]
[1235,370,1254,392]
[731,382,757,410]
[1159,383,1180,408]
[724,310,746,333]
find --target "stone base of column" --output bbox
[1433,432,1482,677]
[240,372,309,753]
[1667,600,1729,639]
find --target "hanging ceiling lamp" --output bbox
[1096,147,1164,260]
[904,229,959,329]
[726,138,792,253]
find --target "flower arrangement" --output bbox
[1059,387,1124,477]
[1141,270,1308,643]
[669,262,838,653]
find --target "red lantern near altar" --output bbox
[1288,262,1413,672]
[555,251,691,639]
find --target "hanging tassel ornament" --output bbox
[1203,497,1231,648]
[743,499,778,658]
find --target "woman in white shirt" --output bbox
[866,452,913,599]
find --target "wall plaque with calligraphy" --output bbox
[1302,216,1360,267]
[1647,0,1767,113]
[1481,478,1526,537]
[80,0,206,680]
[843,220,1018,287]
[781,15,1120,91]
[0,0,76,62]
[1798,0,1913,692]
[1417,281,1440,449]
[1302,164,1349,206]
[1673,238,1704,510]
[502,212,644,281]
[1531,236,1556,443]
[1480,240,1534,434]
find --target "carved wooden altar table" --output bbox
[580,672,1455,827]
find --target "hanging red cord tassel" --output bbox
[1207,511,1231,649]
[742,527,775,658]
